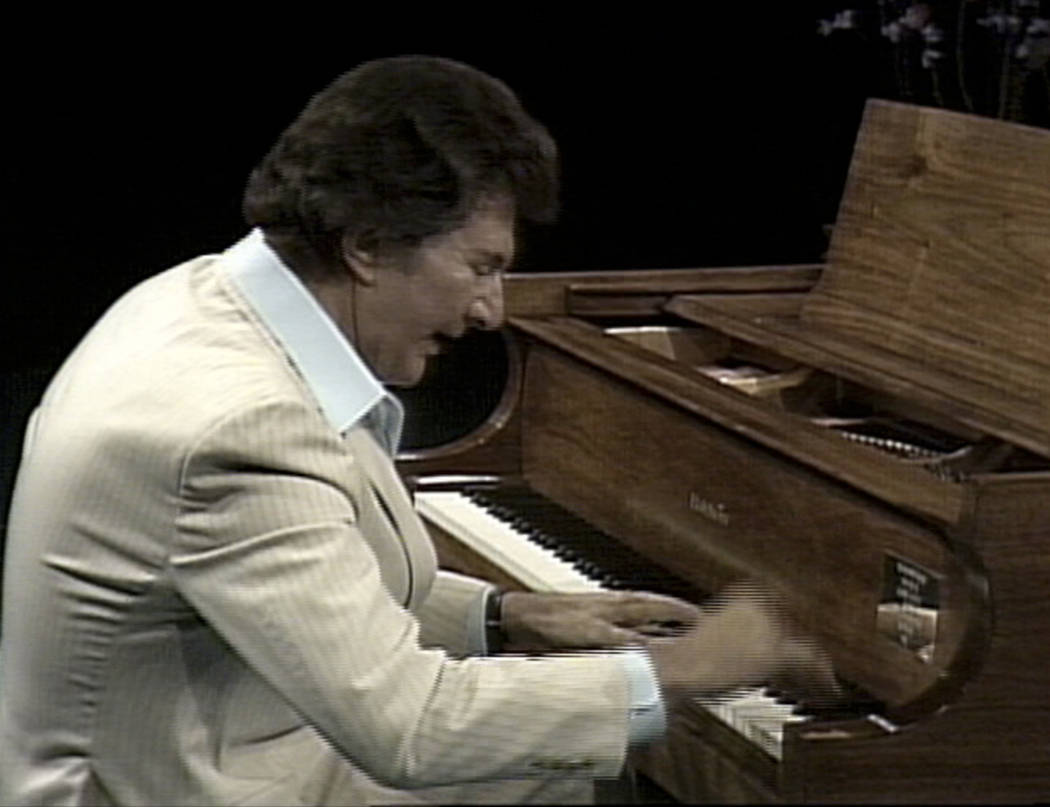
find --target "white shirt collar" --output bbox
[220,229,403,454]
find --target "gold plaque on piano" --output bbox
[877,554,940,663]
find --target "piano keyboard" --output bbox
[414,485,816,761]
[415,489,603,593]
[702,689,811,760]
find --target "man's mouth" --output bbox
[429,333,459,354]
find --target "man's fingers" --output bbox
[503,591,703,651]
[603,591,701,626]
[771,638,844,707]
[559,622,648,649]
[633,620,690,637]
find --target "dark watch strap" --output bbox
[485,590,505,654]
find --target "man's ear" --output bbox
[340,232,380,286]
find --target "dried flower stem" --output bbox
[957,0,976,111]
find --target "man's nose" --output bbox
[468,276,505,330]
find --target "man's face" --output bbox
[355,201,514,387]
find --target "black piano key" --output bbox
[793,681,885,719]
[766,676,884,720]
[469,491,636,581]
[464,486,706,602]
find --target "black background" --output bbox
[1,11,886,524]
[2,3,1047,660]
[2,9,880,373]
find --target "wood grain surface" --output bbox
[803,101,1050,453]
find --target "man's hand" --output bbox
[646,583,841,705]
[499,590,701,652]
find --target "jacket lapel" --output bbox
[343,427,436,611]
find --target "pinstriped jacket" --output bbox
[0,234,630,806]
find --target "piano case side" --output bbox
[513,320,1050,802]
[780,506,1050,804]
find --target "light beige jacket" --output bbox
[0,238,629,806]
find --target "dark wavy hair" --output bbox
[242,56,559,272]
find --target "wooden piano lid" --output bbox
[808,100,1050,455]
[675,100,1049,457]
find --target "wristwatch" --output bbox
[485,589,505,654]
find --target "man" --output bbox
[0,56,833,805]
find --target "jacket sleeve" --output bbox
[415,570,493,656]
[171,397,630,788]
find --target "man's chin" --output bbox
[383,360,429,389]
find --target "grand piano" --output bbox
[396,100,1050,803]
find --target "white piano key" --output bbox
[697,687,810,761]
[415,491,602,593]
[746,714,808,759]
